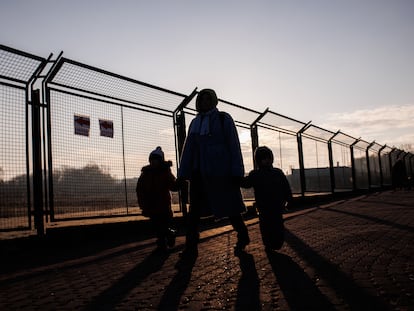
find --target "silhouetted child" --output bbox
[136,146,178,252]
[241,146,292,252]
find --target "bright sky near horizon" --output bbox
[1,0,413,150]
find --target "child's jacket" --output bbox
[136,161,177,218]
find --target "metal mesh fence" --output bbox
[257,127,300,193]
[331,142,353,190]
[353,142,370,189]
[47,59,186,219]
[380,146,392,186]
[0,45,46,231]
[2,44,413,231]
[368,143,382,187]
[0,46,43,83]
[51,60,184,113]
[0,84,30,229]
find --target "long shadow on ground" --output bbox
[284,229,389,310]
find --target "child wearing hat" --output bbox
[136,146,178,252]
[241,146,292,252]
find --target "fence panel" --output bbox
[256,127,300,193]
[353,144,369,189]
[0,45,45,231]
[257,111,305,194]
[0,85,30,230]
[46,59,187,220]
[2,44,413,234]
[368,143,382,188]
[122,106,178,211]
[302,126,333,193]
[331,142,353,190]
[380,147,392,186]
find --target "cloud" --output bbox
[321,104,414,149]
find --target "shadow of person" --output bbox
[235,251,261,311]
[157,249,198,310]
[84,248,170,311]
[267,251,335,311]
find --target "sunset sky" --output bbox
[1,0,413,150]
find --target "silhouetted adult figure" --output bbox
[178,88,249,256]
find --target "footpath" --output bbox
[0,190,413,310]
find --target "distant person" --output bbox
[241,146,292,252]
[136,146,178,253]
[178,88,249,256]
[391,156,407,190]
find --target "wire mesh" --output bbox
[353,146,369,189]
[50,60,185,113]
[259,110,305,134]
[302,137,331,192]
[257,127,301,193]
[0,84,29,230]
[303,125,334,142]
[49,89,181,219]
[380,146,393,185]
[122,105,179,212]
[0,47,43,83]
[331,142,353,190]
[368,143,383,187]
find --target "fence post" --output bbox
[250,125,258,169]
[328,131,340,194]
[366,141,375,190]
[378,145,387,188]
[250,108,268,170]
[350,138,360,191]
[31,89,45,236]
[297,121,311,197]
[173,88,198,217]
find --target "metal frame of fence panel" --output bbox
[329,131,355,192]
[367,142,383,188]
[3,44,414,236]
[351,139,370,190]
[301,125,335,193]
[256,110,305,194]
[379,145,393,186]
[0,45,47,231]
[44,57,188,220]
[403,152,412,180]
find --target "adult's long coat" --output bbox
[178,108,246,218]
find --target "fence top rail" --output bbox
[368,142,384,152]
[51,57,188,97]
[302,124,335,142]
[46,57,188,113]
[183,94,262,125]
[258,109,306,134]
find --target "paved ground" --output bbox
[0,190,413,310]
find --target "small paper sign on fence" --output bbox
[99,119,114,138]
[74,115,90,136]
